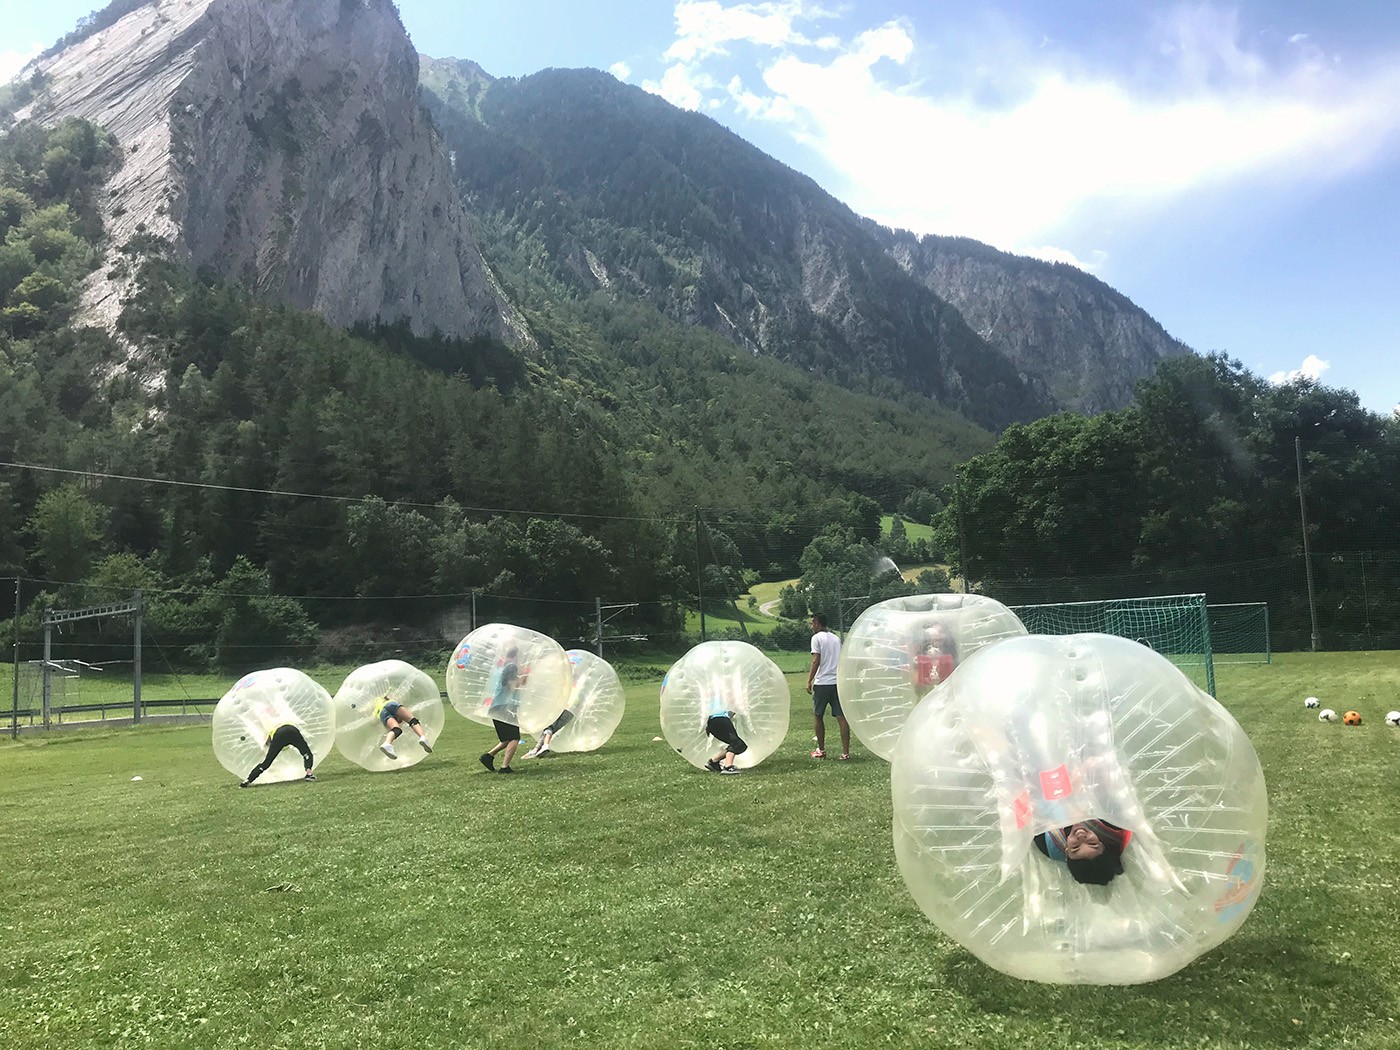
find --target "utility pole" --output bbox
[10,578,19,741]
[695,508,707,641]
[955,469,970,594]
[1295,436,1321,652]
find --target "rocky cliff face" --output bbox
[17,0,525,345]
[884,233,1190,415]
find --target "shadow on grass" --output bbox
[938,929,1382,1046]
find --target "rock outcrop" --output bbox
[17,0,525,345]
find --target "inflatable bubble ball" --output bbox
[445,623,571,733]
[837,593,1027,761]
[660,640,790,771]
[332,660,445,771]
[213,668,336,784]
[529,650,626,753]
[891,633,1268,985]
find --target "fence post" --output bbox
[9,578,18,741]
[42,608,52,729]
[1295,437,1321,652]
[133,589,143,724]
[595,596,604,658]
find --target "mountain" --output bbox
[419,62,1191,426]
[7,0,523,346]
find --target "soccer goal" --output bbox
[1207,603,1271,665]
[1010,593,1216,697]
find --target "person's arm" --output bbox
[806,651,820,694]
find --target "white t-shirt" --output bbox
[810,630,841,686]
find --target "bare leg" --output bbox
[837,716,851,757]
[813,714,826,752]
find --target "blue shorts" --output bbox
[813,684,842,718]
[378,701,404,727]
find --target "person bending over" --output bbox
[1034,819,1132,885]
[241,723,316,787]
[703,693,747,776]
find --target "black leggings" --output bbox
[246,724,314,783]
[544,709,576,735]
[705,715,748,755]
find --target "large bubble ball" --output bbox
[837,593,1027,760]
[660,640,790,770]
[212,668,335,784]
[445,623,571,733]
[332,659,445,772]
[891,633,1267,985]
[531,650,626,753]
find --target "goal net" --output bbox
[1010,593,1216,696]
[1208,603,1271,665]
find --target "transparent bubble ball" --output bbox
[445,623,571,732]
[891,633,1268,985]
[212,668,335,783]
[660,640,790,770]
[530,650,626,753]
[837,593,1027,760]
[332,660,445,771]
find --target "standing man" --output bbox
[806,613,850,760]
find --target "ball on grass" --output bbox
[836,593,1026,761]
[1384,711,1400,727]
[1318,708,1337,722]
[660,640,789,770]
[1342,710,1362,726]
[891,633,1267,985]
[332,660,445,771]
[1304,696,1320,709]
[445,624,571,733]
[212,668,335,783]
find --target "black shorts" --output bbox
[813,683,842,718]
[705,715,748,755]
[492,718,521,743]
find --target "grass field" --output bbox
[2,652,1399,1049]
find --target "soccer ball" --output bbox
[1342,710,1362,726]
[1304,696,1320,709]
[1386,711,1400,727]
[1318,708,1337,722]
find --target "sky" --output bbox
[4,0,1399,415]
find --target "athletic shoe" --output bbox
[479,753,495,772]
[239,780,251,788]
[720,765,741,775]
[418,737,433,754]
[837,753,851,762]
[379,743,398,760]
[705,758,723,772]
[810,748,826,759]
[304,773,317,781]
[498,766,515,774]
[535,739,552,758]
[523,742,542,759]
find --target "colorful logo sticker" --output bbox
[659,671,669,697]
[568,652,582,665]
[1039,764,1073,801]
[1214,842,1261,923]
[233,673,259,692]
[454,643,472,669]
[1012,789,1032,829]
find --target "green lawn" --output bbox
[881,513,934,542]
[2,652,1398,1048]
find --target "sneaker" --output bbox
[535,739,551,758]
[810,748,826,759]
[304,772,317,781]
[239,780,251,788]
[418,737,433,754]
[720,765,741,775]
[705,758,723,773]
[498,766,515,774]
[379,743,398,760]
[837,753,851,762]
[479,753,495,772]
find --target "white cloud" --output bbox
[610,61,632,80]
[1268,354,1331,385]
[643,2,1400,259]
[0,44,42,86]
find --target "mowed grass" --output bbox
[2,653,1399,1049]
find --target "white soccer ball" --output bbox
[1317,708,1337,722]
[1303,696,1320,709]
[1385,711,1400,727]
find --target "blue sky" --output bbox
[5,0,1399,415]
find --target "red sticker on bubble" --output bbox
[1012,789,1031,829]
[1039,764,1072,800]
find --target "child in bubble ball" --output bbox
[703,691,747,775]
[376,694,434,760]
[1034,819,1132,885]
[480,647,526,774]
[240,722,316,787]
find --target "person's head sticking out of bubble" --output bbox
[1034,819,1131,885]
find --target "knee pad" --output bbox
[408,717,421,727]
[390,726,404,740]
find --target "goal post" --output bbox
[1009,593,1216,697]
[1207,603,1271,665]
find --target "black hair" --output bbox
[1065,850,1125,886]
[812,613,828,629]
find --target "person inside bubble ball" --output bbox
[480,647,526,774]
[240,718,316,787]
[524,707,575,759]
[703,690,747,776]
[376,694,434,760]
[1033,819,1133,885]
[913,622,957,688]
[807,613,850,760]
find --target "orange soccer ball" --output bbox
[1343,710,1363,726]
